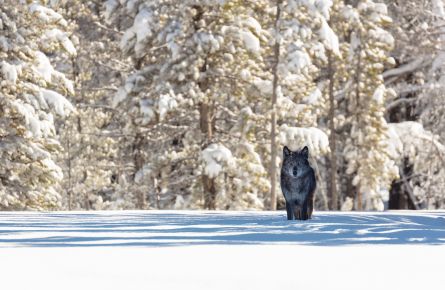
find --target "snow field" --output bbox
[0,210,444,290]
[2,245,444,290]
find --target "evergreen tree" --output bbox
[50,0,125,210]
[340,0,399,210]
[0,1,75,210]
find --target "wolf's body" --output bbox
[280,146,316,220]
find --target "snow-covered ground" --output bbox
[0,210,444,289]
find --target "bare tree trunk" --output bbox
[327,51,338,210]
[67,56,79,211]
[66,134,72,210]
[354,37,363,211]
[83,172,90,210]
[200,102,216,210]
[270,0,282,211]
[202,173,217,210]
[190,5,217,210]
[133,133,146,209]
[154,177,161,209]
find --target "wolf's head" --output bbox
[282,146,310,178]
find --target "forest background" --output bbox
[1,0,445,212]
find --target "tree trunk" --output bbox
[202,173,217,210]
[270,0,282,211]
[354,36,363,211]
[327,51,338,210]
[133,133,146,209]
[389,158,418,210]
[66,134,72,210]
[200,102,216,209]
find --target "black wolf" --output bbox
[280,146,316,220]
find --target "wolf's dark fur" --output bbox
[280,146,316,220]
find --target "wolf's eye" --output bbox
[292,166,298,176]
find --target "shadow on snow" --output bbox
[0,211,444,247]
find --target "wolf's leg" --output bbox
[286,201,293,220]
[308,195,314,219]
[294,205,301,220]
[301,199,308,220]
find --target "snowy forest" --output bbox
[1,0,445,212]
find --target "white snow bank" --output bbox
[0,210,443,247]
[1,243,442,290]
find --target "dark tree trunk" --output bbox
[389,158,417,209]
[354,33,362,211]
[269,0,282,211]
[388,98,419,210]
[133,133,146,209]
[194,4,217,210]
[200,102,216,209]
[327,50,338,210]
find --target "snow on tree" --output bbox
[330,0,399,211]
[106,0,276,209]
[44,0,128,210]
[105,0,339,210]
[267,0,337,209]
[387,122,445,209]
[0,1,75,210]
[1,0,442,212]
[383,0,445,138]
[380,0,445,209]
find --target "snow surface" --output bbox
[0,210,444,290]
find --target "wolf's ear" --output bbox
[283,146,291,157]
[301,146,309,159]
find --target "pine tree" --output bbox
[340,0,399,210]
[48,0,125,210]
[0,2,75,210]
[106,0,273,209]
[383,0,445,209]
[106,0,335,210]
